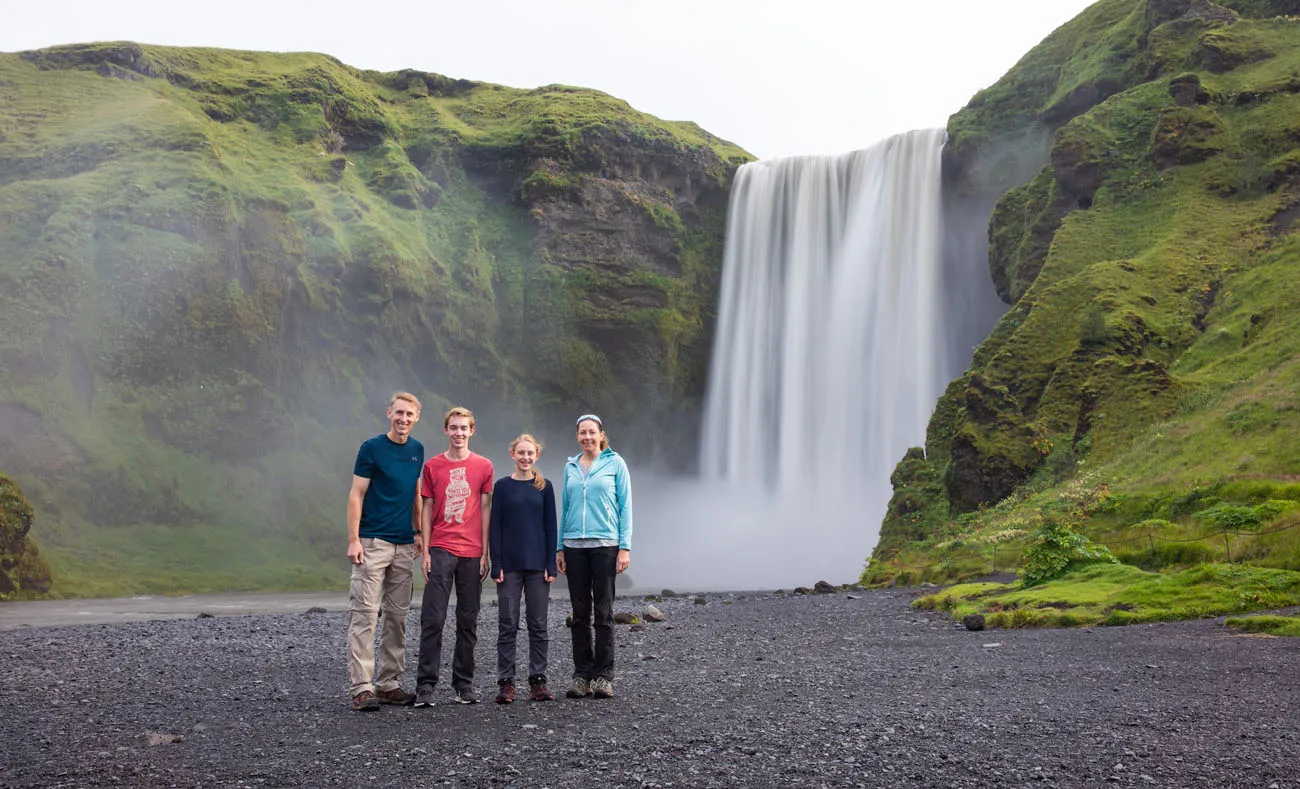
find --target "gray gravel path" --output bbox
[1,589,1296,788]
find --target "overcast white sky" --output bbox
[3,1,1097,160]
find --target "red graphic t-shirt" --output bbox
[421,452,494,558]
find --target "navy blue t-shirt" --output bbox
[354,433,425,544]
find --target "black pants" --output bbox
[565,546,617,681]
[416,548,481,691]
[496,570,550,682]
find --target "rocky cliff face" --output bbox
[0,471,52,599]
[0,44,750,595]
[873,0,1300,577]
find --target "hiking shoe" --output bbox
[413,687,436,708]
[374,687,414,706]
[350,690,380,712]
[591,677,614,699]
[566,677,591,698]
[495,681,515,704]
[454,687,480,704]
[529,677,554,702]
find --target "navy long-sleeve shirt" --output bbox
[488,475,558,577]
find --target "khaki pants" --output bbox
[347,537,415,696]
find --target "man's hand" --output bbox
[556,550,566,576]
[413,533,424,556]
[480,553,490,582]
[493,570,504,584]
[421,550,431,582]
[616,549,631,574]
[544,570,555,583]
[347,540,364,566]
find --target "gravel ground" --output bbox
[1,588,1297,789]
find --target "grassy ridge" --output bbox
[870,2,1300,612]
[0,43,750,598]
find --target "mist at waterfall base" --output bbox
[631,129,1004,592]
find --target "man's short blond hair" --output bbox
[389,392,421,412]
[443,406,474,428]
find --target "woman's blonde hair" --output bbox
[510,434,546,491]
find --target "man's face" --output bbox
[444,416,474,449]
[387,400,420,438]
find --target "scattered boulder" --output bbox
[963,614,987,632]
[196,612,214,619]
[660,589,679,598]
[139,731,183,746]
[643,604,665,623]
[629,624,645,633]
[813,580,837,595]
[613,612,641,625]
[793,587,811,595]
[305,606,327,614]
[693,596,707,606]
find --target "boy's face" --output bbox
[444,415,474,450]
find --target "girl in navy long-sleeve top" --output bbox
[488,434,557,703]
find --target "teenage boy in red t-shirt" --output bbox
[413,406,494,706]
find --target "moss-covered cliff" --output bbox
[872,0,1300,582]
[0,43,750,596]
[0,470,52,599]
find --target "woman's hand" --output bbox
[556,550,566,575]
[493,570,504,584]
[544,570,555,583]
[616,549,630,574]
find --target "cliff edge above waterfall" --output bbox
[871,0,1300,587]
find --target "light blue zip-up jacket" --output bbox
[558,447,633,551]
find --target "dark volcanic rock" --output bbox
[1,591,1296,788]
[963,614,987,632]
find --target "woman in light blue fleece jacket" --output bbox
[555,413,632,700]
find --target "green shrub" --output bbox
[1020,514,1118,588]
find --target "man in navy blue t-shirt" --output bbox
[345,392,425,711]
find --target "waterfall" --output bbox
[701,128,954,491]
[636,129,1004,590]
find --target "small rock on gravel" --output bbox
[643,604,665,622]
[963,614,986,632]
[814,580,837,594]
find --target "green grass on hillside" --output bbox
[871,10,1300,602]
[915,562,1300,628]
[0,43,750,598]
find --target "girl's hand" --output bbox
[616,549,630,574]
[493,570,504,584]
[544,570,555,583]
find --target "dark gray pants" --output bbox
[416,548,481,691]
[496,570,550,682]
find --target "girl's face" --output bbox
[512,440,539,474]
[576,420,603,454]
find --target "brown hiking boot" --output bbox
[529,676,554,702]
[350,690,380,712]
[495,681,516,704]
[374,687,414,706]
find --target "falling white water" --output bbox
[632,129,1003,591]
[701,129,949,489]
